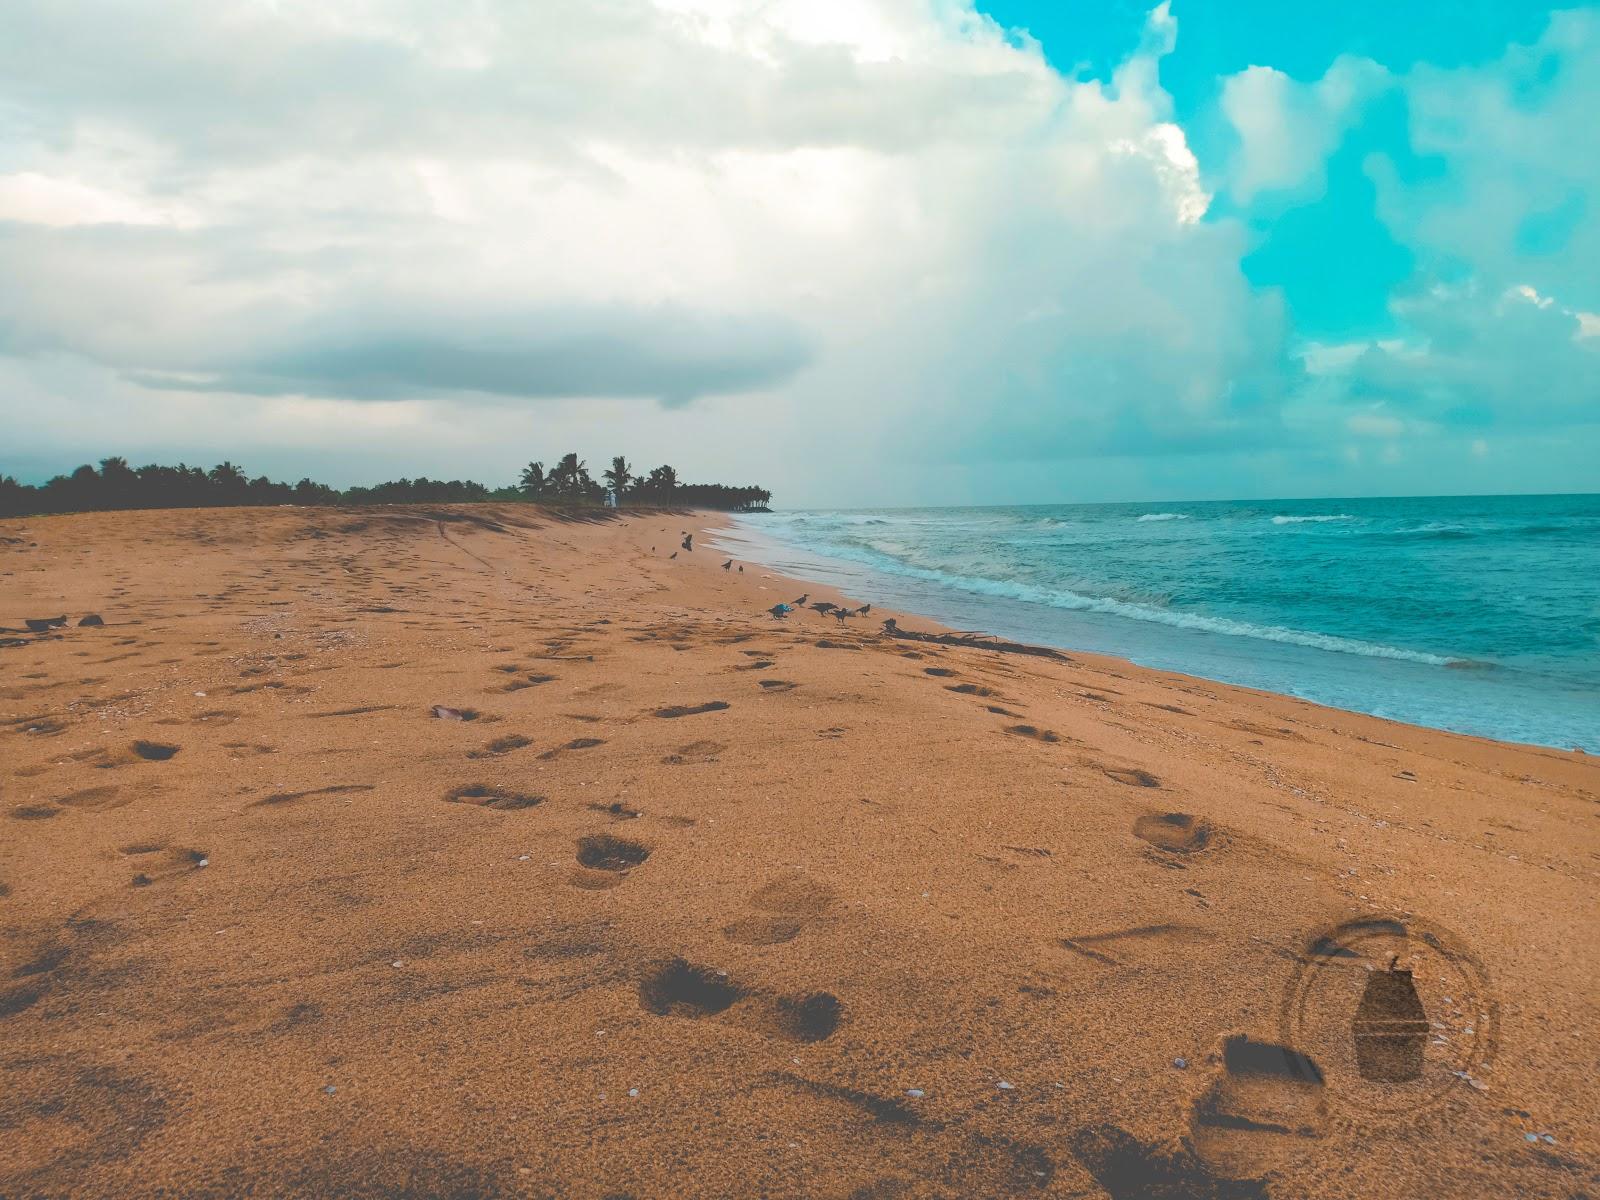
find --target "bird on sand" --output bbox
[722,559,733,570]
[810,601,838,615]
[669,551,678,559]
[769,603,792,619]
[791,593,809,606]
[681,534,693,551]
[833,608,849,623]
[857,604,871,615]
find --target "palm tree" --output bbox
[602,456,632,498]
[644,464,678,499]
[208,461,247,502]
[550,457,582,499]
[518,461,546,499]
[550,452,591,499]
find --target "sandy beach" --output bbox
[2,503,1596,1199]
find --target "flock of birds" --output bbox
[654,530,873,624]
[655,531,1022,650]
[766,594,871,622]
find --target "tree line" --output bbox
[517,454,771,512]
[0,454,772,519]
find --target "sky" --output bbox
[0,0,1596,507]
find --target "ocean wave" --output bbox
[1393,523,1474,540]
[1271,514,1355,525]
[1136,512,1190,522]
[740,525,1461,668]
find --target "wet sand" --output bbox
[1,503,1596,1198]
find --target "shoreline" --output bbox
[707,509,1596,754]
[699,510,1588,760]
[2,502,1596,1197]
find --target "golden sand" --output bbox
[1,504,1595,1197]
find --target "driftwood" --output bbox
[879,618,1072,663]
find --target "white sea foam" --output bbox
[734,525,1459,668]
[1271,514,1354,525]
[1136,512,1189,522]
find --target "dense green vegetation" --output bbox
[0,454,771,518]
[516,454,770,511]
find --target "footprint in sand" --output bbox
[638,959,742,1017]
[9,804,61,821]
[1187,1035,1328,1180]
[466,734,532,759]
[764,992,844,1043]
[757,679,797,692]
[948,683,999,697]
[723,873,837,945]
[1005,724,1062,743]
[1068,1123,1267,1200]
[923,667,957,677]
[56,786,129,812]
[637,959,844,1043]
[1104,766,1161,788]
[539,737,605,761]
[1132,811,1217,856]
[130,739,180,762]
[442,785,544,811]
[663,739,726,765]
[654,701,730,718]
[569,833,651,889]
[575,834,650,871]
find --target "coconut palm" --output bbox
[602,456,632,498]
[643,464,678,499]
[549,452,589,498]
[518,461,546,498]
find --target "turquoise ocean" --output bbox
[715,495,1600,750]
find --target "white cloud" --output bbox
[0,1,1594,502]
[0,172,201,228]
[1380,9,1600,312]
[0,0,1288,498]
[1219,56,1389,201]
